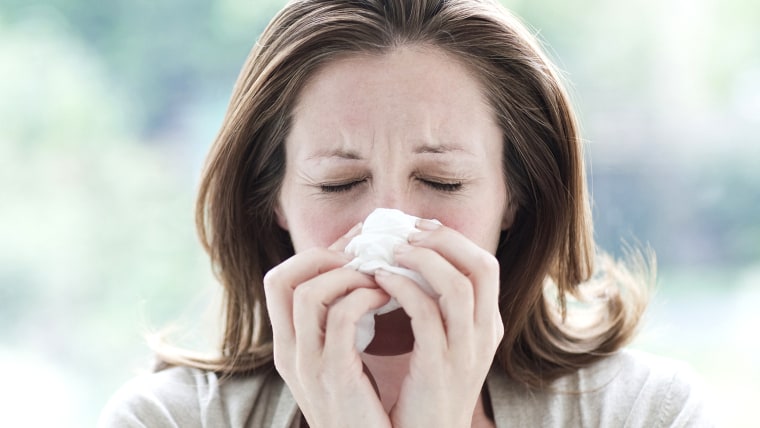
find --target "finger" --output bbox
[266,248,353,292]
[392,245,475,346]
[293,268,378,357]
[373,269,447,353]
[321,287,390,365]
[264,249,353,350]
[328,222,363,252]
[408,224,501,327]
[264,275,296,355]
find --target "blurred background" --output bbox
[1,0,757,425]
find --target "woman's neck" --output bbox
[360,351,411,413]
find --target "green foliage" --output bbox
[2,0,288,136]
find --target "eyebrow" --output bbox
[306,149,363,161]
[413,143,466,155]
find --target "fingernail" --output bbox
[415,218,441,231]
[407,231,428,244]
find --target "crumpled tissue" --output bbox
[344,208,438,351]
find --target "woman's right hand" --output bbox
[263,224,392,428]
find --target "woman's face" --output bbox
[277,45,511,253]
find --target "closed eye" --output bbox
[319,178,462,193]
[421,179,463,192]
[319,179,366,193]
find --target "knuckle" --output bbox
[273,352,287,371]
[272,347,292,374]
[326,303,354,329]
[495,318,505,341]
[263,267,280,290]
[292,284,314,306]
[453,276,474,295]
[447,277,474,304]
[302,247,323,258]
[434,225,453,239]
[488,315,506,347]
[415,299,440,321]
[476,251,500,274]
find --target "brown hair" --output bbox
[155,0,651,388]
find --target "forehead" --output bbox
[287,45,501,158]
[295,45,487,105]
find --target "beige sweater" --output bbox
[98,349,713,427]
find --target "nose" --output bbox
[369,181,423,219]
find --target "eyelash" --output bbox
[320,180,365,193]
[424,180,463,192]
[319,178,463,193]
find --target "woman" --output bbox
[100,0,711,426]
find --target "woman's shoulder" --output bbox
[487,349,714,427]
[582,349,711,425]
[97,364,299,428]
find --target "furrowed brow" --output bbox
[306,148,363,161]
[413,143,467,155]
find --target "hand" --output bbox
[264,224,392,428]
[374,220,504,428]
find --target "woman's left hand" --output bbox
[373,220,504,428]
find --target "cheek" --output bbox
[287,206,363,252]
[435,211,499,252]
[278,176,366,251]
[429,197,505,253]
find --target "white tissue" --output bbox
[344,208,438,351]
